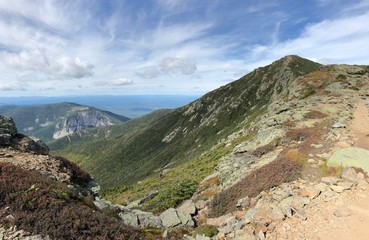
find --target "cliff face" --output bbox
[53,109,120,139]
[0,102,130,142]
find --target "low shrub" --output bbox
[336,74,347,80]
[143,179,197,213]
[209,157,302,217]
[195,225,219,237]
[0,162,153,239]
[301,87,316,99]
[54,156,92,186]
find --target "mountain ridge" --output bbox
[0,102,130,142]
[52,55,322,189]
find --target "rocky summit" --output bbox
[2,55,369,239]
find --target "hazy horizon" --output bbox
[0,95,199,118]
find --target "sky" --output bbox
[1,0,369,97]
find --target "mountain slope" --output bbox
[49,109,172,154]
[0,102,130,142]
[53,56,322,189]
[0,115,155,239]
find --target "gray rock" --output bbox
[272,189,292,201]
[330,185,345,193]
[160,208,182,228]
[29,137,50,155]
[236,196,250,208]
[321,176,340,185]
[332,121,346,128]
[93,197,110,210]
[177,200,197,215]
[177,211,195,227]
[0,115,17,135]
[341,167,359,182]
[119,212,139,228]
[328,148,369,173]
[138,213,163,228]
[292,207,307,220]
[0,133,12,146]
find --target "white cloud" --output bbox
[249,12,369,65]
[4,50,94,79]
[160,58,197,75]
[135,67,161,79]
[0,83,26,91]
[95,78,133,86]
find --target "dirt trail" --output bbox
[277,101,369,240]
[348,100,369,149]
[278,182,369,240]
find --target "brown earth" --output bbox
[348,100,369,149]
[275,101,369,240]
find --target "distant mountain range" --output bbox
[0,102,130,142]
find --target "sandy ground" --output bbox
[348,100,369,149]
[285,100,369,240]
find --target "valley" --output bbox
[1,55,369,239]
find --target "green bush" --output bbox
[336,74,347,80]
[195,225,219,237]
[143,180,197,213]
[302,87,316,99]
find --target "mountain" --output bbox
[0,102,130,142]
[49,109,172,155]
[2,55,369,239]
[0,115,159,239]
[51,55,322,190]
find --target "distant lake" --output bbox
[0,95,199,118]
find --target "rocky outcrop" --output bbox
[197,168,368,239]
[92,198,197,229]
[0,116,17,146]
[0,225,47,240]
[328,147,369,172]
[0,115,49,155]
[53,111,118,139]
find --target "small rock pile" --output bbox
[196,167,368,240]
[0,225,47,240]
[93,198,197,229]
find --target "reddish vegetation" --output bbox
[250,144,275,158]
[303,110,328,119]
[209,158,302,217]
[54,156,92,186]
[284,126,327,153]
[0,162,152,240]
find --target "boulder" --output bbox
[177,211,195,227]
[119,212,139,228]
[177,200,197,215]
[135,211,163,228]
[159,208,182,228]
[0,134,12,146]
[93,197,110,210]
[341,167,360,182]
[327,147,369,173]
[0,116,17,135]
[11,134,49,155]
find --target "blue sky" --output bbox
[1,0,369,96]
